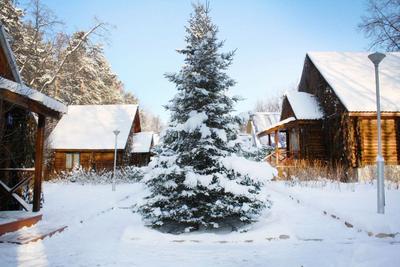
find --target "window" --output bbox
[66,154,72,169]
[66,153,80,169]
[6,113,13,126]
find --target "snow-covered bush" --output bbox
[235,134,272,162]
[139,4,271,233]
[234,134,272,162]
[239,145,272,162]
[51,166,144,184]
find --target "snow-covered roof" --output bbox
[50,104,138,150]
[285,91,323,120]
[263,117,296,133]
[0,78,67,114]
[131,132,154,153]
[251,112,281,133]
[153,133,160,146]
[307,52,400,112]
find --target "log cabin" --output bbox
[49,104,154,173]
[259,52,400,180]
[0,25,67,211]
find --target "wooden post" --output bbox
[0,99,5,143]
[268,134,271,146]
[286,130,290,158]
[33,114,45,212]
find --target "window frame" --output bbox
[65,152,80,169]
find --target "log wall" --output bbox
[298,122,327,160]
[52,150,124,173]
[298,56,356,170]
[360,118,399,165]
[397,118,400,163]
[130,153,152,167]
[280,97,296,120]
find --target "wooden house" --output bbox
[130,132,154,166]
[259,91,325,161]
[49,104,154,172]
[0,25,67,211]
[246,112,280,147]
[260,52,400,180]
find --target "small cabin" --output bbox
[49,104,154,173]
[261,52,400,180]
[130,132,154,166]
[245,112,280,147]
[0,25,66,211]
[259,91,325,160]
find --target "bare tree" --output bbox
[140,108,165,133]
[19,0,62,76]
[254,94,283,113]
[359,0,400,51]
[254,98,281,113]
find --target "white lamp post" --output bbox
[368,52,386,214]
[112,129,120,191]
[249,113,259,148]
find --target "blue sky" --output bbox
[28,0,369,122]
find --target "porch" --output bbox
[259,116,326,178]
[0,85,64,212]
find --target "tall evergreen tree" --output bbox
[140,3,267,232]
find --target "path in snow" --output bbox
[260,185,365,242]
[0,182,399,267]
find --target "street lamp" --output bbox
[249,113,259,148]
[112,129,120,191]
[368,52,386,214]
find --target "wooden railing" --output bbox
[265,149,300,167]
[0,168,35,211]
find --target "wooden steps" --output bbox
[0,211,67,244]
[0,224,67,244]
[0,211,42,236]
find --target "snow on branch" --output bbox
[40,21,107,92]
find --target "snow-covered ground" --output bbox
[1,181,399,267]
[271,181,400,235]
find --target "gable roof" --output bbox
[131,132,154,153]
[50,104,139,150]
[285,91,324,120]
[0,24,66,115]
[251,112,281,134]
[307,51,400,112]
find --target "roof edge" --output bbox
[0,24,22,83]
[305,52,351,113]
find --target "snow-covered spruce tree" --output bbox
[140,3,268,232]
